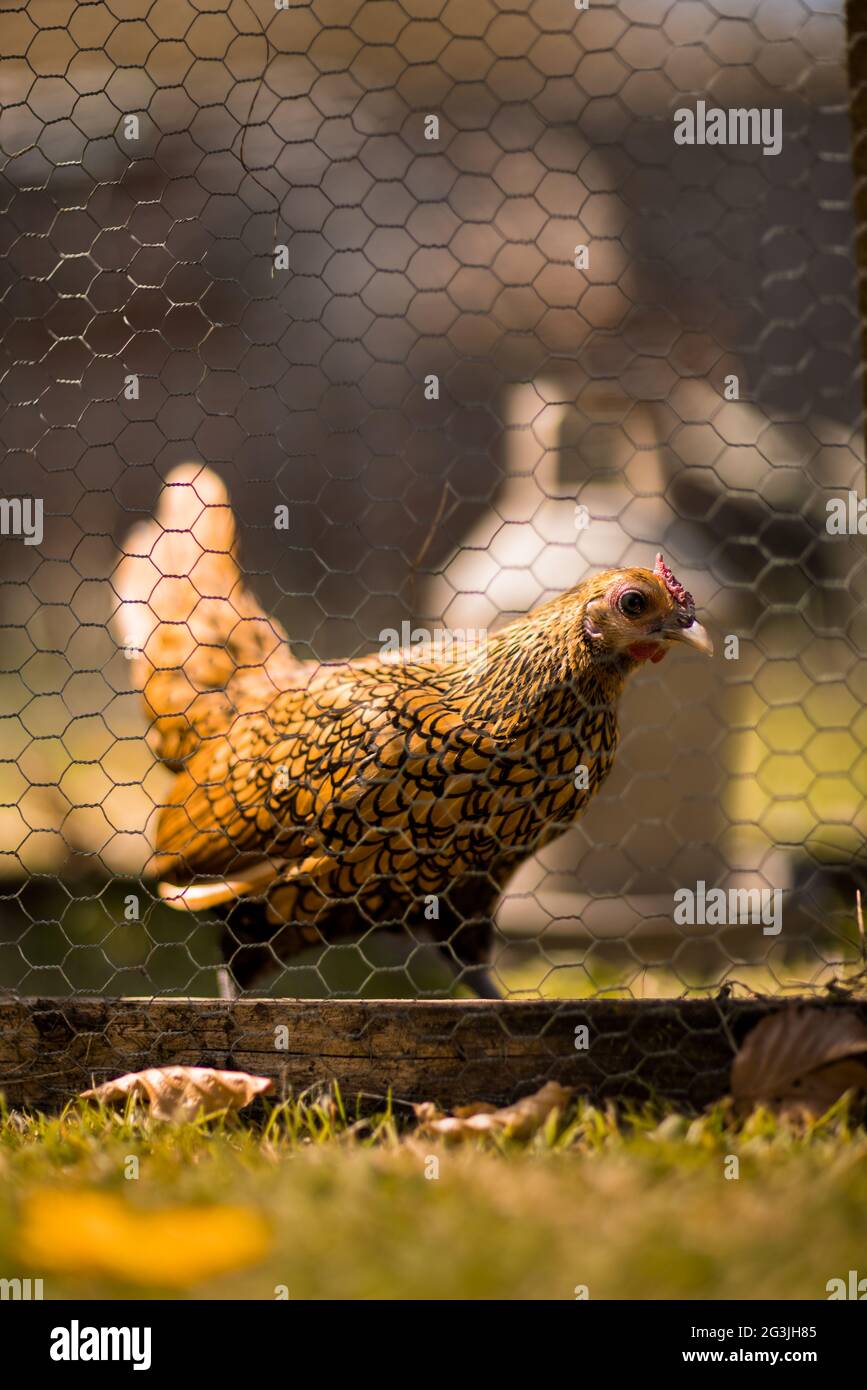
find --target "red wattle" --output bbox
[627,642,668,664]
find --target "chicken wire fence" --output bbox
[0,0,866,1018]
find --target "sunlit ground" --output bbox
[1,1093,865,1300]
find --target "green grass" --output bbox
[1,1092,866,1300]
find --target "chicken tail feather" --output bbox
[112,464,300,765]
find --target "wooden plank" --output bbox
[0,996,863,1112]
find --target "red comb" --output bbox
[654,553,695,615]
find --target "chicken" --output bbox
[112,464,713,998]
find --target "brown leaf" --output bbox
[415,1081,571,1142]
[412,1101,442,1125]
[731,1007,867,1118]
[81,1066,273,1122]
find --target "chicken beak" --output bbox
[664,618,713,657]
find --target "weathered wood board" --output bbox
[1,995,863,1112]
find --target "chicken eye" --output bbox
[618,589,647,618]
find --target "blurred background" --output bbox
[0,0,865,998]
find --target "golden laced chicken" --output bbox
[113,465,712,999]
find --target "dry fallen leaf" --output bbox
[731,1007,867,1118]
[81,1066,273,1121]
[17,1190,270,1288]
[415,1081,572,1142]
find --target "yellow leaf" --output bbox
[17,1190,270,1288]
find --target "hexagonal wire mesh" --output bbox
[0,0,865,1049]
